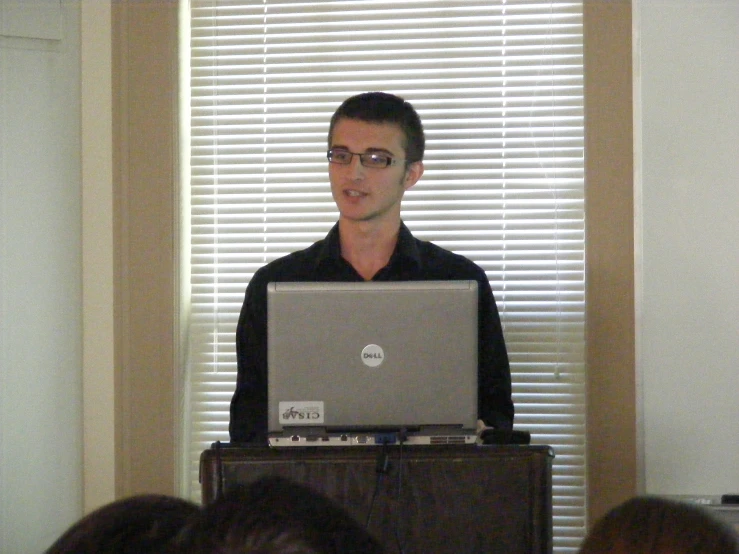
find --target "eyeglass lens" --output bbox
[327,149,395,168]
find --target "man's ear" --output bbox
[403,161,424,191]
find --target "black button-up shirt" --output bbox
[229,222,513,443]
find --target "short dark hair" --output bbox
[44,494,199,554]
[578,496,739,554]
[328,92,425,163]
[184,476,386,554]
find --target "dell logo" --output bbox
[361,344,384,367]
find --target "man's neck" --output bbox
[338,218,401,281]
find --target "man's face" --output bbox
[328,118,423,226]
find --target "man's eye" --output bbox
[365,153,390,167]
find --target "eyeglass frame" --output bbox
[326,148,411,169]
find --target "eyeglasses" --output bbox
[327,149,404,169]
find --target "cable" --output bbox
[392,429,408,554]
[365,443,390,528]
[365,430,408,554]
[214,440,224,502]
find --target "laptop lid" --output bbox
[266,280,478,442]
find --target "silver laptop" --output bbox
[267,280,479,447]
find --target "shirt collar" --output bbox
[315,221,422,271]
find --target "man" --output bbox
[229,92,513,443]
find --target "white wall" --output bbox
[635,0,739,496]
[0,1,83,552]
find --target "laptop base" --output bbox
[268,428,478,448]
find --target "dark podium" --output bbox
[200,443,554,554]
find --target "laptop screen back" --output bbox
[266,280,478,440]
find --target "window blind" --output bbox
[184,1,585,550]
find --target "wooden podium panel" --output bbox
[200,444,553,554]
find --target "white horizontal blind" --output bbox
[184,1,585,550]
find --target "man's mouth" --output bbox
[345,189,366,197]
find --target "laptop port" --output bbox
[355,435,368,444]
[290,435,300,442]
[374,432,397,445]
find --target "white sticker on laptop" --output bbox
[279,401,324,425]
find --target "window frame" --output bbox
[110,0,636,535]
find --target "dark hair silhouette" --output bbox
[184,475,385,554]
[579,495,739,554]
[45,494,199,554]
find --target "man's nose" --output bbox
[348,155,365,178]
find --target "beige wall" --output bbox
[583,1,637,523]
[112,0,180,497]
[109,0,637,526]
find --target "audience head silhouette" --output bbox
[44,494,198,554]
[184,475,386,554]
[578,495,739,554]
